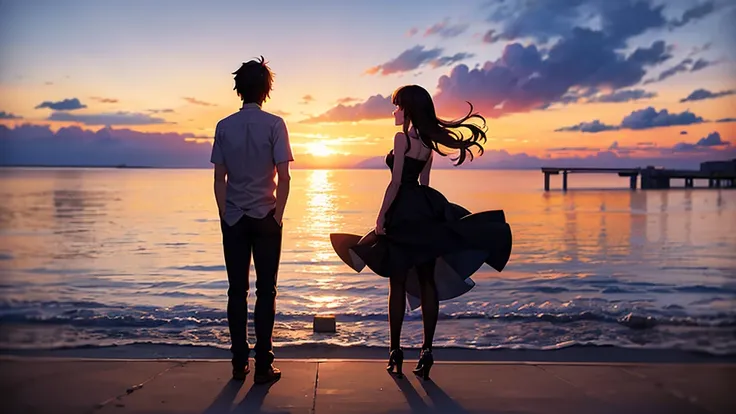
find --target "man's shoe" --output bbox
[254,366,281,384]
[232,365,251,381]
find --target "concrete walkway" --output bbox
[2,358,734,414]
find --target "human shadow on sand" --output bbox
[203,379,287,414]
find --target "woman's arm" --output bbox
[419,151,433,186]
[375,132,407,233]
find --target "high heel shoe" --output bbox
[386,348,404,378]
[413,348,434,380]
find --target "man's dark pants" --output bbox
[220,210,281,371]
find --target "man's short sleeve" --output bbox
[272,118,294,165]
[210,123,225,165]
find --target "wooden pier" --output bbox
[541,159,736,191]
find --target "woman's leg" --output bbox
[416,260,438,350]
[388,275,406,350]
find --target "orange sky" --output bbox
[1,0,735,168]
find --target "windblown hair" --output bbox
[232,56,274,104]
[391,85,487,166]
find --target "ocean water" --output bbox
[0,167,734,355]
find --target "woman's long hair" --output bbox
[392,85,486,166]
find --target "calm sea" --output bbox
[0,168,734,354]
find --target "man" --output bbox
[210,56,293,383]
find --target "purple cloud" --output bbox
[646,57,721,83]
[35,98,86,111]
[557,107,706,133]
[434,31,671,117]
[672,131,730,152]
[555,120,619,133]
[620,107,704,130]
[485,0,668,46]
[366,46,444,75]
[671,1,716,28]
[48,111,170,126]
[680,88,735,102]
[0,111,22,120]
[366,46,472,75]
[300,94,393,124]
[430,52,475,68]
[588,89,657,103]
[424,19,469,38]
[0,124,212,168]
[482,29,502,44]
[691,58,719,72]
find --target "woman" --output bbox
[330,85,512,380]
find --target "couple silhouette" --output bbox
[211,57,512,384]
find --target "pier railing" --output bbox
[541,165,736,191]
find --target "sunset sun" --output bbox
[304,142,336,157]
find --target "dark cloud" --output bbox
[645,58,692,83]
[0,124,212,168]
[300,94,315,105]
[688,42,712,57]
[680,130,688,135]
[0,111,22,120]
[697,131,728,146]
[557,107,706,133]
[680,88,735,102]
[588,89,657,103]
[716,117,736,123]
[485,0,668,46]
[672,131,730,152]
[600,1,668,45]
[671,1,716,28]
[366,45,475,75]
[555,120,619,133]
[691,58,718,72]
[300,94,393,123]
[35,98,87,111]
[147,108,175,114]
[48,111,169,126]
[431,52,475,68]
[90,96,119,104]
[646,57,721,83]
[183,97,217,106]
[482,29,502,44]
[365,46,444,75]
[424,19,469,38]
[627,40,672,65]
[485,0,587,43]
[621,107,704,130]
[434,30,671,117]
